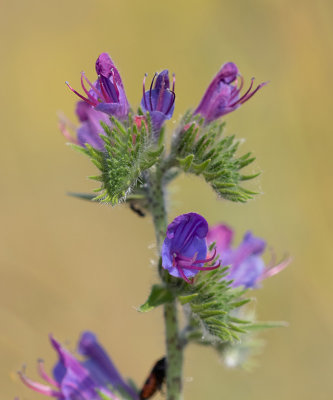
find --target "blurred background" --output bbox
[1,0,332,399]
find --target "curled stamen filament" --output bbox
[37,360,60,388]
[173,248,220,283]
[18,369,62,397]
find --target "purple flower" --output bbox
[59,101,111,150]
[141,70,176,133]
[19,331,139,400]
[161,213,220,284]
[194,62,267,123]
[66,53,130,120]
[207,224,290,288]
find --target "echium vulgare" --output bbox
[17,52,290,400]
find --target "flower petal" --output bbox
[78,331,139,400]
[50,335,102,400]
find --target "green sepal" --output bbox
[246,321,289,331]
[138,284,174,312]
[178,293,199,305]
[177,154,194,171]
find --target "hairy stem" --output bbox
[147,167,183,400]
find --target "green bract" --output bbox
[72,114,164,205]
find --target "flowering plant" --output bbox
[20,53,290,400]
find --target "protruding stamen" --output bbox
[239,81,268,104]
[18,369,62,397]
[193,248,217,264]
[181,261,221,271]
[110,69,120,100]
[260,256,291,281]
[37,360,60,388]
[176,264,194,284]
[98,76,112,103]
[142,73,148,109]
[165,91,176,116]
[65,81,95,106]
[172,73,176,92]
[149,73,158,110]
[81,72,101,103]
[229,78,255,107]
[58,119,79,145]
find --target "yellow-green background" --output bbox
[1,0,332,399]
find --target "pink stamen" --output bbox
[58,120,79,145]
[229,78,254,108]
[98,77,112,103]
[110,69,120,99]
[237,75,244,92]
[172,73,176,92]
[65,81,95,106]
[193,248,217,264]
[181,261,221,271]
[18,370,62,397]
[259,256,291,281]
[81,73,100,103]
[176,264,193,284]
[149,73,157,110]
[238,82,268,105]
[165,90,176,115]
[142,74,148,109]
[37,360,60,388]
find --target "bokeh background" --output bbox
[1,0,332,399]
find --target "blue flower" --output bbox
[194,62,266,123]
[19,332,139,400]
[141,70,175,133]
[207,224,290,288]
[161,213,220,283]
[66,53,130,120]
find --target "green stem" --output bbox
[147,167,183,400]
[164,301,183,400]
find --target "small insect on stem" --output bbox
[139,357,166,399]
[129,202,146,217]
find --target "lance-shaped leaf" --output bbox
[138,284,174,312]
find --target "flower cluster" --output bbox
[162,214,289,287]
[19,331,138,400]
[61,53,264,149]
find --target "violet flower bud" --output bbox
[66,53,130,120]
[194,62,267,123]
[141,70,175,134]
[161,213,220,284]
[207,224,290,288]
[18,332,139,400]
